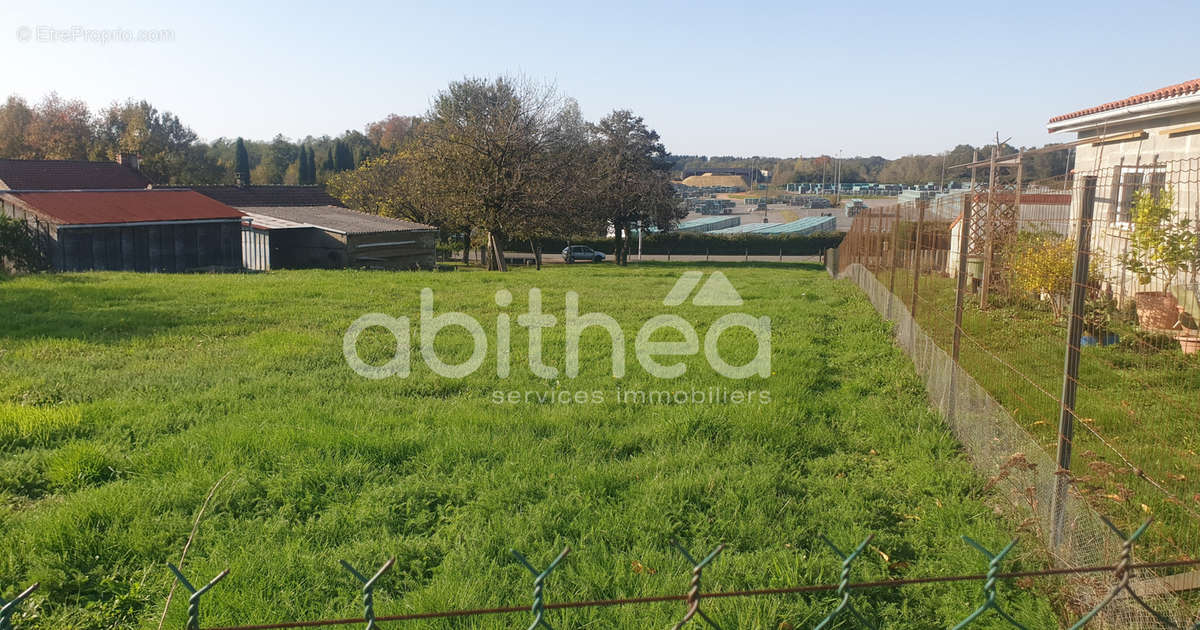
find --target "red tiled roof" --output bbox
[1048,78,1200,124]
[188,185,342,207]
[2,190,244,225]
[0,159,153,190]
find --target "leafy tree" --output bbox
[24,93,92,160]
[333,141,355,172]
[585,110,681,265]
[0,96,34,159]
[93,99,219,184]
[327,152,439,225]
[407,76,579,270]
[1119,189,1200,288]
[297,146,310,185]
[366,114,419,151]
[234,138,252,186]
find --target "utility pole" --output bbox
[939,152,948,193]
[834,150,842,205]
[637,220,643,262]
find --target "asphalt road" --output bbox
[503,253,823,265]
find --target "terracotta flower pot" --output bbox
[1134,291,1179,330]
[1179,335,1200,355]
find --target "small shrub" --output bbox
[46,443,117,491]
[1115,329,1177,353]
[1083,293,1117,335]
[0,214,47,273]
[1010,230,1074,319]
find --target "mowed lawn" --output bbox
[0,263,1057,629]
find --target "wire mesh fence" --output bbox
[832,152,1200,628]
[5,525,1198,630]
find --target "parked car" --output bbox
[561,245,606,262]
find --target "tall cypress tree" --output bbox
[234,137,251,186]
[334,141,354,172]
[323,147,335,173]
[297,146,310,185]
[306,146,317,184]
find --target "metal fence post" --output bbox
[888,208,903,318]
[1050,176,1097,554]
[911,199,927,317]
[949,193,974,423]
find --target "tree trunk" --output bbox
[613,221,624,266]
[461,234,470,265]
[624,225,633,265]
[487,231,508,271]
[531,239,542,270]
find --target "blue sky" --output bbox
[2,0,1198,158]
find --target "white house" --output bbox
[1047,78,1200,324]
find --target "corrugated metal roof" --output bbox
[0,159,153,190]
[237,206,436,234]
[755,216,837,235]
[240,211,312,230]
[2,190,244,225]
[710,223,782,234]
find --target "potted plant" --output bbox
[1118,188,1200,330]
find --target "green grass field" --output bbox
[890,271,1200,564]
[0,264,1059,629]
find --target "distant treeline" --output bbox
[0,93,417,186]
[669,143,1073,187]
[0,92,1072,191]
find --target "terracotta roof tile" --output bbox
[1048,78,1200,124]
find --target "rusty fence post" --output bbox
[949,192,974,423]
[911,199,927,317]
[1050,176,1097,554]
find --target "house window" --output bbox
[1113,166,1166,225]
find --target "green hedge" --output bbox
[520,232,844,257]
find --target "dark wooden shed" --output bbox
[0,190,244,272]
[239,205,438,270]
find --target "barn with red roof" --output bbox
[0,190,245,272]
